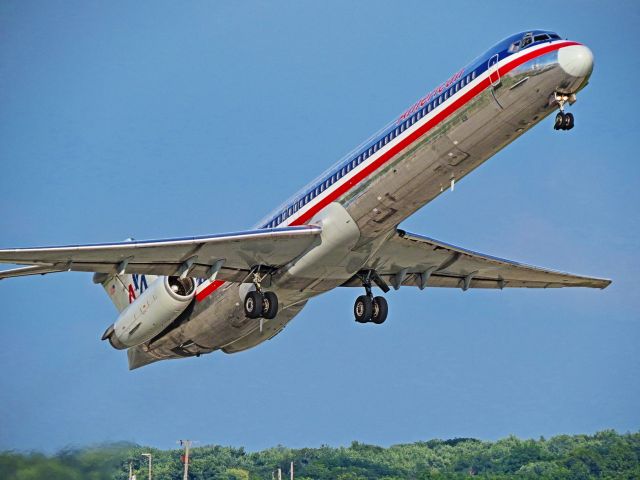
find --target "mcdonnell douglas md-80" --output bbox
[0,31,610,369]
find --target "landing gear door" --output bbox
[488,54,501,87]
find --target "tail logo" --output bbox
[128,274,149,304]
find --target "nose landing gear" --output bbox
[553,92,576,131]
[554,111,574,130]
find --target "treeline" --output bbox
[1,430,639,479]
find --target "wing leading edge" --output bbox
[343,229,611,290]
[0,226,322,282]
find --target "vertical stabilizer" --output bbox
[93,272,158,313]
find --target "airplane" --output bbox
[0,30,610,369]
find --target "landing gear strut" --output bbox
[353,270,389,324]
[553,92,576,131]
[243,268,279,320]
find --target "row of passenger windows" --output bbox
[263,69,478,228]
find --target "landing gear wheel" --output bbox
[371,296,388,324]
[563,112,574,130]
[354,295,373,323]
[262,291,279,319]
[244,290,264,319]
[554,112,565,130]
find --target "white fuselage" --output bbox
[126,38,593,368]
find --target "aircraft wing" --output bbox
[0,226,322,282]
[343,229,611,290]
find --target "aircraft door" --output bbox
[488,54,501,87]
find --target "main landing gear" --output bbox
[353,270,389,324]
[553,92,576,131]
[244,290,278,319]
[243,268,279,320]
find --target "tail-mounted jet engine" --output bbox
[101,276,195,350]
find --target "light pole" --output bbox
[179,440,192,480]
[141,453,152,480]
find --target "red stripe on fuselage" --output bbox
[196,279,225,302]
[196,41,578,302]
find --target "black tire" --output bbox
[262,291,279,319]
[244,290,263,319]
[563,112,574,130]
[554,112,564,130]
[371,296,388,324]
[354,295,373,323]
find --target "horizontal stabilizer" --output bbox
[0,264,68,280]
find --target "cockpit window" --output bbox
[534,34,550,42]
[549,33,561,40]
[521,33,533,48]
[508,40,521,53]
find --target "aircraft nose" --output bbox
[558,44,594,78]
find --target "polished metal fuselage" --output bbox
[131,47,588,367]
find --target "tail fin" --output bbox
[93,272,158,313]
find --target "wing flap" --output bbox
[345,229,611,290]
[0,226,322,282]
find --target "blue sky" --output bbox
[0,1,638,452]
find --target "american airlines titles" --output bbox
[398,68,465,123]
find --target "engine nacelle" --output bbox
[102,276,195,350]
